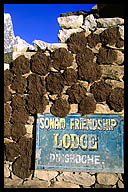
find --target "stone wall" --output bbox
[4,7,124,188]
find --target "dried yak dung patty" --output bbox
[66,31,87,53]
[12,137,32,178]
[12,55,30,75]
[30,52,51,75]
[11,94,26,110]
[63,68,78,85]
[78,62,101,83]
[50,98,70,117]
[90,80,112,102]
[11,75,27,93]
[66,84,87,104]
[4,69,13,86]
[76,47,95,64]
[100,27,122,47]
[78,96,96,115]
[11,107,29,124]
[11,122,27,141]
[87,33,101,48]
[96,47,117,64]
[76,48,101,83]
[17,136,33,156]
[5,142,20,162]
[4,122,12,138]
[27,73,46,94]
[12,155,32,179]
[46,72,64,95]
[26,93,48,114]
[107,87,124,112]
[51,48,73,70]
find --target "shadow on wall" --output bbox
[97,4,124,18]
[31,114,37,172]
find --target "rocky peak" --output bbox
[4,13,34,53]
[4,13,15,53]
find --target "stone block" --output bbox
[4,163,11,177]
[119,25,124,40]
[105,79,124,89]
[95,183,112,188]
[47,43,68,52]
[82,14,97,31]
[50,181,80,188]
[97,17,124,28]
[94,103,111,113]
[57,171,95,187]
[25,125,33,135]
[27,116,35,125]
[58,28,83,42]
[4,178,23,188]
[112,50,124,65]
[13,36,34,52]
[97,173,118,185]
[13,51,36,60]
[100,65,124,81]
[69,104,78,113]
[22,178,50,188]
[57,15,83,29]
[34,170,58,181]
[118,180,124,188]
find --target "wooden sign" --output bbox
[35,113,124,173]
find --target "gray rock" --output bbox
[57,15,83,29]
[47,43,67,52]
[13,36,34,52]
[82,14,97,31]
[34,170,58,181]
[33,40,68,52]
[33,40,48,51]
[57,172,95,187]
[97,17,124,28]
[4,13,15,53]
[58,28,83,42]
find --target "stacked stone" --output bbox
[4,8,124,188]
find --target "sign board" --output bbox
[35,113,124,173]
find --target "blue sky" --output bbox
[4,4,96,44]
